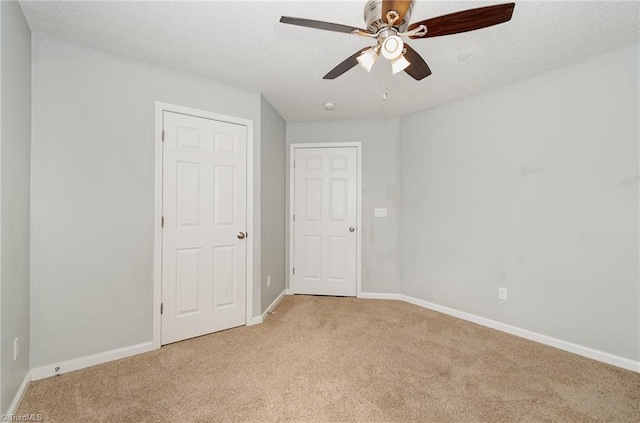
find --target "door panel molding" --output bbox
[154,102,254,349]
[289,142,362,297]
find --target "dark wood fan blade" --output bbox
[382,0,413,25]
[408,3,515,39]
[323,47,370,80]
[403,44,432,81]
[280,16,366,34]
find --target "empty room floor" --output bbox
[18,296,640,422]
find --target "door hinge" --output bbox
[293,160,295,168]
[162,130,165,142]
[161,216,165,228]
[160,303,164,315]
[293,214,295,222]
[293,267,295,275]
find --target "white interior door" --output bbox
[161,111,247,345]
[292,147,358,296]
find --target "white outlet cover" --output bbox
[498,287,508,301]
[267,275,271,287]
[374,208,388,218]
[14,337,19,361]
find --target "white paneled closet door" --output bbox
[161,111,247,345]
[292,147,357,296]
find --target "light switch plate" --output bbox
[374,208,388,218]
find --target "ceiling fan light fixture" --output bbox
[357,47,379,72]
[381,35,404,60]
[391,54,411,74]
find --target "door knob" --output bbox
[349,227,356,232]
[237,232,246,239]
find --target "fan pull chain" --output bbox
[382,68,390,101]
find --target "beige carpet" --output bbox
[18,295,640,422]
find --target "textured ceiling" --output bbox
[20,0,640,122]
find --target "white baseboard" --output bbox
[30,342,154,381]
[358,292,404,301]
[285,289,294,295]
[249,289,286,325]
[360,292,640,373]
[6,370,32,414]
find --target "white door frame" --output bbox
[289,142,362,297]
[153,102,254,349]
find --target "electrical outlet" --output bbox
[13,337,19,361]
[267,275,271,287]
[498,287,508,301]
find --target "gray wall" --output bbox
[400,45,639,361]
[260,96,286,312]
[1,0,31,412]
[286,119,402,294]
[30,34,263,368]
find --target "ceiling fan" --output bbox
[280,0,515,80]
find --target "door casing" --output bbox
[153,102,254,349]
[289,142,362,297]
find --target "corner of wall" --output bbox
[0,0,32,414]
[395,116,404,295]
[259,95,286,315]
[0,0,4,414]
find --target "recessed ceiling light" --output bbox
[458,52,472,61]
[323,102,336,111]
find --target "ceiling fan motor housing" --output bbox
[364,0,413,33]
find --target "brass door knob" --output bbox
[237,232,246,239]
[349,227,356,232]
